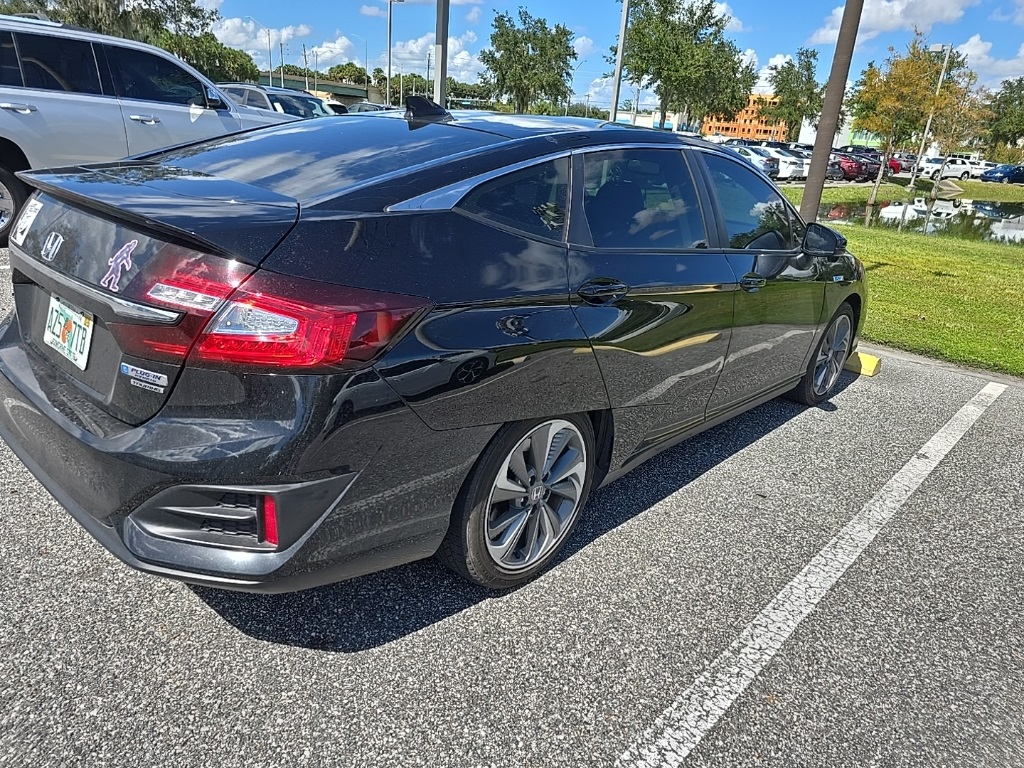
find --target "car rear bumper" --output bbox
[0,317,497,592]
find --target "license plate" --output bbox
[42,295,93,371]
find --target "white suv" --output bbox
[921,157,972,181]
[0,14,294,244]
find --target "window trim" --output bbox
[694,148,806,253]
[567,146,714,253]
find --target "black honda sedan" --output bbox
[0,100,866,592]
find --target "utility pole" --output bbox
[585,94,590,118]
[609,0,630,122]
[279,42,285,88]
[631,87,639,125]
[799,0,864,223]
[313,50,318,92]
[426,51,431,87]
[302,44,309,91]
[433,0,450,105]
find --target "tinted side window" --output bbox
[245,90,270,109]
[580,148,706,250]
[16,33,101,94]
[704,153,796,250]
[458,157,569,241]
[106,45,204,106]
[0,31,21,86]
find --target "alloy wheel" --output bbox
[484,419,587,572]
[812,314,852,397]
[0,180,15,232]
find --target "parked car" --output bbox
[0,101,866,592]
[830,153,864,181]
[722,145,779,179]
[848,153,882,180]
[837,144,881,159]
[891,152,918,172]
[758,147,806,181]
[218,83,335,119]
[970,160,998,178]
[325,101,349,115]
[980,164,1024,184]
[921,157,972,180]
[0,14,293,245]
[887,157,902,173]
[826,159,846,181]
[788,143,814,153]
[347,101,388,113]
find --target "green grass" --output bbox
[839,227,1024,376]
[783,180,1024,207]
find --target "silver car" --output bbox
[0,14,294,244]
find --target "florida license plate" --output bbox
[43,295,93,371]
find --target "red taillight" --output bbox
[112,249,430,372]
[262,495,279,546]
[189,272,428,370]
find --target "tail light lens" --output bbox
[109,245,430,371]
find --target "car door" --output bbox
[567,146,736,463]
[697,150,825,416]
[101,43,241,155]
[0,30,128,167]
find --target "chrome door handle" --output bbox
[129,114,161,124]
[577,279,630,305]
[740,275,767,292]
[0,102,38,114]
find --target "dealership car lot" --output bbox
[1,244,1021,766]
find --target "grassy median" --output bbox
[783,180,1024,207]
[839,226,1024,376]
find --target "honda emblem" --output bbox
[41,232,64,262]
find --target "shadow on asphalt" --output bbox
[192,372,859,652]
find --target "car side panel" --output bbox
[263,212,611,431]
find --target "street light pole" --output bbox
[386,0,405,107]
[907,44,953,191]
[609,0,630,122]
[433,0,450,106]
[246,16,273,85]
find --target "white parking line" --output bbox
[617,381,1007,768]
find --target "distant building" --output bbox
[701,94,787,142]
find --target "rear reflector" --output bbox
[262,496,279,546]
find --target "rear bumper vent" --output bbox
[130,488,268,551]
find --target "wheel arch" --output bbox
[0,138,30,174]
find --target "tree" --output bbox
[479,8,576,114]
[159,31,258,82]
[847,33,966,207]
[758,48,822,141]
[620,0,754,130]
[326,62,368,85]
[984,77,1024,149]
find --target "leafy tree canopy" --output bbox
[479,7,576,114]
[758,48,822,142]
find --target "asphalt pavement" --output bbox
[1,245,1022,767]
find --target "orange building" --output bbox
[701,94,787,141]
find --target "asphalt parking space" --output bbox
[1,250,1021,767]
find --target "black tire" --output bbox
[436,414,596,589]
[960,172,969,180]
[0,165,29,248]
[931,171,940,181]
[1002,178,1009,185]
[786,303,855,406]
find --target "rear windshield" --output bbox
[151,116,501,203]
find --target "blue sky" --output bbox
[209,0,1024,106]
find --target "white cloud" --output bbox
[465,6,482,24]
[391,31,482,82]
[740,48,758,69]
[573,36,596,59]
[196,0,223,10]
[810,0,980,45]
[753,53,791,94]
[309,36,357,70]
[360,4,385,17]
[957,33,1024,86]
[713,2,746,32]
[212,18,313,67]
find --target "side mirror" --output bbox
[802,222,847,260]
[205,87,228,111]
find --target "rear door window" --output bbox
[579,148,707,250]
[16,33,102,94]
